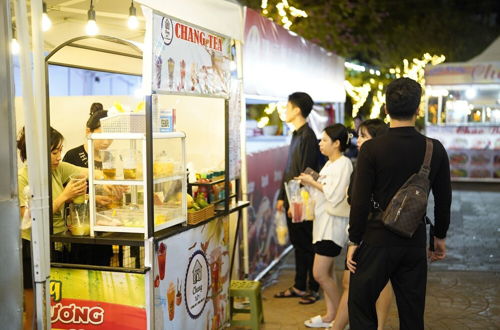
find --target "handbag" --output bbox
[326,195,350,218]
[374,138,433,238]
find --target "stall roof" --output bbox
[425,37,500,86]
[469,37,500,63]
[39,0,243,74]
[243,8,345,103]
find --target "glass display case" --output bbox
[88,132,187,237]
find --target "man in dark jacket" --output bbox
[347,78,451,329]
[274,92,322,304]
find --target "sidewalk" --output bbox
[230,187,500,329]
[236,253,499,329]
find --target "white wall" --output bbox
[15,94,225,173]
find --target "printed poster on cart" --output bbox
[426,125,500,180]
[50,268,146,330]
[246,146,291,278]
[152,12,231,97]
[153,217,230,330]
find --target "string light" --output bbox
[345,53,446,119]
[128,0,139,30]
[85,0,99,36]
[344,81,371,118]
[42,2,52,31]
[260,0,307,30]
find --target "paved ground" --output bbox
[230,187,500,329]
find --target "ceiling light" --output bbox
[85,1,99,36]
[465,88,477,100]
[42,2,52,31]
[11,38,20,55]
[128,1,139,29]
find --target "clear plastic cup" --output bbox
[69,174,86,204]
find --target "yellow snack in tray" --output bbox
[155,214,167,225]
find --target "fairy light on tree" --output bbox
[260,0,308,30]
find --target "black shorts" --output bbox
[22,239,33,289]
[313,240,342,257]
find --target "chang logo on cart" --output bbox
[174,22,223,52]
[185,250,210,319]
[161,17,174,45]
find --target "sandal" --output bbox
[274,286,306,298]
[299,291,320,305]
[304,315,333,328]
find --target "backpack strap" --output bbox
[419,138,433,177]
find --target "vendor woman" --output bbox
[17,126,87,330]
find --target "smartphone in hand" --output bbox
[304,167,319,181]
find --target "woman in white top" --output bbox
[296,124,353,328]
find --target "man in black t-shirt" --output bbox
[274,92,322,304]
[347,78,451,329]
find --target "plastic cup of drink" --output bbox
[123,150,138,179]
[292,201,303,223]
[70,174,86,204]
[158,243,167,280]
[167,281,175,321]
[277,226,288,245]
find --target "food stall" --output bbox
[424,37,500,182]
[242,8,346,279]
[15,1,247,329]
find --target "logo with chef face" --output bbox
[161,17,174,45]
[185,250,209,319]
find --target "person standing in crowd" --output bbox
[17,127,87,330]
[296,124,353,327]
[347,78,451,330]
[63,110,114,266]
[274,92,322,303]
[333,118,393,330]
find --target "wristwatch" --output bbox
[347,240,359,247]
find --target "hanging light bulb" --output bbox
[42,2,52,31]
[128,1,139,29]
[85,0,99,36]
[11,38,20,55]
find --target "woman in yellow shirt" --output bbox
[17,127,86,330]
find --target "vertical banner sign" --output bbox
[426,125,500,180]
[50,268,146,330]
[153,217,230,329]
[246,146,290,278]
[152,12,231,97]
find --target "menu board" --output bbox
[152,12,231,97]
[153,217,229,329]
[426,125,500,180]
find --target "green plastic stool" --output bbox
[229,280,264,329]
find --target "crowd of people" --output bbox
[275,78,451,330]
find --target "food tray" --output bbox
[187,204,215,225]
[100,113,146,133]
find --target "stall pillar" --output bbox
[0,0,23,326]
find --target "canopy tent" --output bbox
[425,37,500,85]
[469,36,500,63]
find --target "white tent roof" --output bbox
[469,36,500,63]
